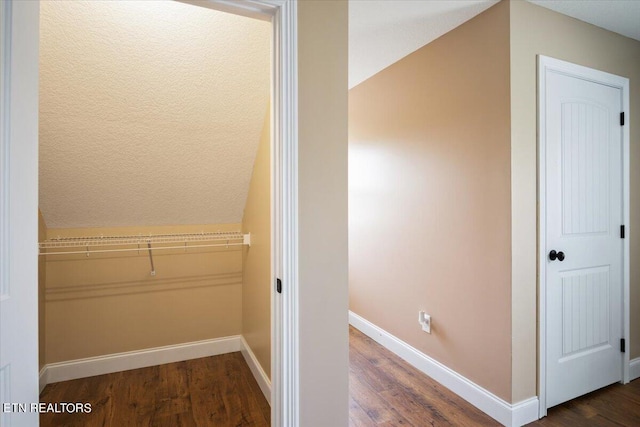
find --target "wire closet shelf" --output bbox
[39,231,251,256]
[39,231,251,276]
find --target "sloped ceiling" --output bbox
[349,0,499,88]
[39,1,270,229]
[349,0,640,89]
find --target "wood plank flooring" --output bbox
[528,379,640,427]
[349,326,498,426]
[40,328,640,426]
[349,325,640,427]
[39,352,270,427]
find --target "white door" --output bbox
[0,1,40,426]
[543,60,625,408]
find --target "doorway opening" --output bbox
[1,0,304,424]
[36,0,276,424]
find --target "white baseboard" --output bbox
[630,358,640,381]
[39,335,271,407]
[349,311,539,427]
[510,397,540,427]
[39,367,48,394]
[240,336,272,405]
[44,335,242,385]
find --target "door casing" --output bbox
[0,2,40,426]
[199,2,299,426]
[537,55,630,417]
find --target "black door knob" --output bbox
[549,250,565,261]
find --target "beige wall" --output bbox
[349,1,512,402]
[510,0,640,401]
[38,210,47,370]
[298,1,349,425]
[44,223,242,363]
[242,107,271,379]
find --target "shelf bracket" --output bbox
[147,242,156,276]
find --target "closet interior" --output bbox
[37,0,273,407]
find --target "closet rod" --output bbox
[38,242,246,256]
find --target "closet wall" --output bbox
[242,107,271,378]
[39,1,272,369]
[44,224,243,363]
[38,210,47,370]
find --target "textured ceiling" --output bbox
[39,1,270,228]
[349,0,640,89]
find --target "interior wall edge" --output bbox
[298,0,350,425]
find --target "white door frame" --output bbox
[538,55,630,417]
[209,2,299,426]
[194,4,300,426]
[1,1,300,426]
[1,2,41,426]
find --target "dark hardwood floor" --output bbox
[40,328,640,426]
[527,380,640,426]
[39,352,270,427]
[349,326,498,426]
[349,325,640,427]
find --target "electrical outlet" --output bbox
[418,310,431,334]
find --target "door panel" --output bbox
[560,267,609,357]
[560,102,610,236]
[545,70,623,408]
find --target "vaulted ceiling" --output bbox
[39,0,270,229]
[349,0,499,88]
[349,0,640,89]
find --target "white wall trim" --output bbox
[1,4,41,425]
[240,336,272,404]
[349,311,539,427]
[511,397,541,427]
[0,0,10,302]
[270,1,299,427]
[39,367,47,394]
[630,358,640,381]
[537,54,550,419]
[537,55,631,416]
[42,336,242,386]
